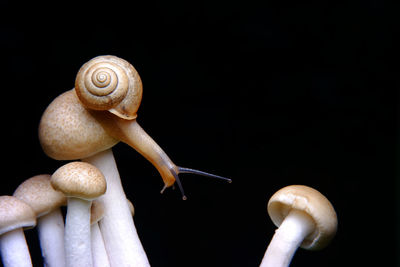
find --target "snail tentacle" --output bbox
[178,167,232,183]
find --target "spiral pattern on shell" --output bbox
[75,55,143,120]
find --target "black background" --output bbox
[1,0,395,266]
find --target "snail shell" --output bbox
[75,55,143,120]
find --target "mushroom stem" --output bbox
[90,201,110,267]
[37,209,65,267]
[64,198,92,267]
[0,228,32,267]
[83,149,150,267]
[91,222,110,267]
[260,209,315,267]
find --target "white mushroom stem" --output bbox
[91,223,110,267]
[260,209,315,267]
[64,198,92,267]
[0,228,32,267]
[37,209,65,267]
[83,149,150,267]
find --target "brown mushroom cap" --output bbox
[13,174,67,217]
[267,185,337,250]
[0,196,36,235]
[51,162,107,200]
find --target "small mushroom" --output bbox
[51,162,106,267]
[13,174,67,267]
[260,185,337,267]
[0,196,36,267]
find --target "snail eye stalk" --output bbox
[159,168,187,200]
[171,168,187,200]
[177,167,232,183]
[160,167,232,200]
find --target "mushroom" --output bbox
[0,196,36,267]
[259,185,337,267]
[13,174,67,267]
[90,200,110,267]
[51,161,106,267]
[38,55,230,266]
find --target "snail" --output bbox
[39,55,231,199]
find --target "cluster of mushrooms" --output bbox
[0,55,337,267]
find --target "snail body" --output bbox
[38,88,177,186]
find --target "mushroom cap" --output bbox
[13,174,67,217]
[267,185,337,250]
[0,196,37,235]
[39,90,119,160]
[51,162,107,200]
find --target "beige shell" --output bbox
[75,55,143,120]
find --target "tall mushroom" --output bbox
[38,55,230,266]
[260,185,337,267]
[13,174,67,267]
[51,161,106,267]
[0,196,36,267]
